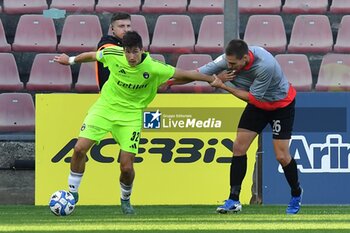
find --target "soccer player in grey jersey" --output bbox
[201,39,302,214]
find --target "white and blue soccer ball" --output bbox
[49,190,76,216]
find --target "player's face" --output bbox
[225,54,249,71]
[111,19,132,39]
[124,46,143,67]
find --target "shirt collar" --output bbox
[242,50,254,71]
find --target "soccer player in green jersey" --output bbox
[54,31,219,214]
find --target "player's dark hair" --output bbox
[225,39,249,59]
[122,31,143,49]
[110,12,131,24]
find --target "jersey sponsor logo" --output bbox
[119,69,126,74]
[143,72,150,79]
[278,134,350,173]
[143,110,161,129]
[116,80,148,90]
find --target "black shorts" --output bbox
[238,99,295,139]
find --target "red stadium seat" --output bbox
[75,63,99,93]
[188,0,224,14]
[12,15,57,52]
[244,15,286,53]
[334,16,350,53]
[150,54,165,63]
[130,15,149,50]
[282,0,328,14]
[50,0,95,13]
[0,93,35,132]
[170,54,214,93]
[95,0,141,13]
[175,54,213,70]
[275,54,312,91]
[316,53,350,91]
[142,0,187,13]
[195,15,224,53]
[239,0,281,14]
[107,15,149,50]
[3,0,48,14]
[330,0,350,13]
[150,15,195,54]
[26,53,72,92]
[0,53,23,91]
[58,15,102,53]
[288,15,333,53]
[0,19,11,52]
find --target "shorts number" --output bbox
[272,120,281,133]
[130,131,140,142]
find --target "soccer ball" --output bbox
[49,190,76,216]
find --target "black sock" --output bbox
[282,158,301,197]
[229,155,247,201]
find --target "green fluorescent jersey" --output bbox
[89,46,175,123]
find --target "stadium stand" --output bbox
[243,15,286,53]
[282,0,329,14]
[195,15,224,53]
[316,53,350,91]
[239,0,281,14]
[95,0,141,13]
[107,14,149,50]
[334,15,350,53]
[12,15,57,52]
[50,0,95,13]
[0,53,23,91]
[26,53,72,92]
[149,15,195,53]
[170,54,214,93]
[275,54,312,91]
[57,15,102,53]
[142,0,187,13]
[150,54,166,62]
[330,0,350,13]
[75,62,99,93]
[0,93,35,132]
[0,19,11,52]
[3,0,48,14]
[187,0,224,14]
[287,15,333,53]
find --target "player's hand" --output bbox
[217,70,236,82]
[210,75,225,88]
[53,53,70,65]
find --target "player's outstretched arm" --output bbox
[172,68,216,83]
[54,52,97,65]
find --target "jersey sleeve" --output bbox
[198,54,227,75]
[152,60,176,86]
[96,46,123,67]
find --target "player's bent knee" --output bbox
[73,145,89,158]
[275,154,291,166]
[120,165,134,175]
[233,144,248,155]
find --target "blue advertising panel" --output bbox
[262,92,350,204]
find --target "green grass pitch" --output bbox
[1,205,350,233]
